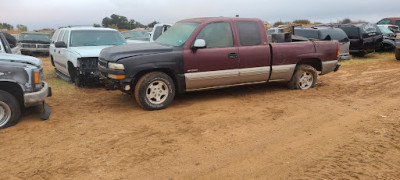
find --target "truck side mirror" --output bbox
[55,41,67,48]
[192,39,206,49]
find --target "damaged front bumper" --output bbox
[24,82,52,107]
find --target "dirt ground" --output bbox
[0,53,400,179]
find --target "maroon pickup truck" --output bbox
[99,17,340,110]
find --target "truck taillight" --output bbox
[337,43,340,60]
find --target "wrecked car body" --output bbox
[18,32,51,56]
[0,32,51,129]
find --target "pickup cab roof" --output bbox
[179,17,262,23]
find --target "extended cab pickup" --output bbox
[99,17,340,110]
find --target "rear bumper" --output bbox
[321,60,339,75]
[339,54,352,61]
[24,82,52,107]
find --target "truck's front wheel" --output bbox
[0,90,21,129]
[288,64,317,90]
[395,48,400,60]
[134,72,175,110]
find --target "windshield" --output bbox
[20,33,51,42]
[378,26,393,34]
[155,22,200,46]
[70,30,126,47]
[121,30,151,40]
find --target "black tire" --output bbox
[0,90,21,129]
[288,64,317,90]
[74,75,84,87]
[134,72,175,110]
[396,48,400,61]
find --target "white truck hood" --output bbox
[0,53,42,66]
[69,46,112,57]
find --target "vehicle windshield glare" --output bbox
[155,22,200,46]
[378,26,394,34]
[70,30,126,47]
[20,33,51,42]
[121,30,151,40]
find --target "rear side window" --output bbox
[338,26,360,39]
[196,22,233,48]
[57,30,65,42]
[360,24,381,38]
[294,29,319,39]
[396,20,400,27]
[52,30,60,43]
[377,19,390,24]
[62,30,69,45]
[320,29,349,42]
[236,21,262,46]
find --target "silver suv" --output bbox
[49,26,126,86]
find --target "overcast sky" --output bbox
[1,0,399,30]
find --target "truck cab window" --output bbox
[236,21,262,46]
[196,22,233,48]
[62,30,69,45]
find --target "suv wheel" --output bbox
[134,72,175,110]
[396,48,400,61]
[0,90,21,129]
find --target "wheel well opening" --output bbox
[133,69,178,90]
[0,82,23,106]
[67,61,77,79]
[297,59,322,71]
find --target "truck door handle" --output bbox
[228,53,238,59]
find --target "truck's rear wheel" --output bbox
[0,90,21,129]
[134,72,175,110]
[288,64,317,90]
[395,48,400,61]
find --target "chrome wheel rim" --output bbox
[146,80,169,105]
[0,101,11,127]
[298,72,313,89]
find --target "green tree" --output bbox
[93,23,101,27]
[0,23,14,30]
[292,19,311,25]
[102,14,131,29]
[340,18,352,24]
[16,24,27,31]
[134,21,145,28]
[147,21,159,28]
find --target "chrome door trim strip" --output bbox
[186,80,267,92]
[185,69,238,81]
